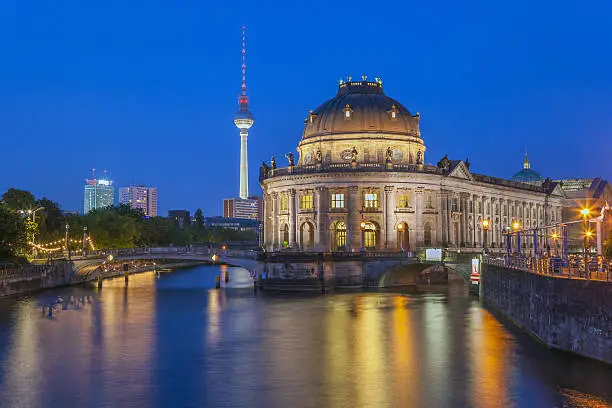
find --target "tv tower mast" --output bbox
[234,25,254,200]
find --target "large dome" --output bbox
[302,80,421,140]
[297,79,425,166]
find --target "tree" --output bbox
[2,188,35,212]
[35,198,65,240]
[0,204,27,259]
[194,209,204,230]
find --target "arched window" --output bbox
[424,223,432,246]
[362,222,377,250]
[334,222,347,251]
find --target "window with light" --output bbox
[280,196,288,211]
[301,195,313,209]
[335,222,346,251]
[364,193,378,208]
[363,222,376,249]
[331,193,345,209]
[398,194,409,208]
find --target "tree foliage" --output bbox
[1,189,258,258]
[1,188,36,211]
[0,203,28,258]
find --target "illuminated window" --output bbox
[280,196,288,211]
[343,104,353,120]
[301,195,313,209]
[363,222,376,249]
[398,194,409,208]
[331,193,345,208]
[335,222,347,251]
[388,105,399,121]
[364,193,378,208]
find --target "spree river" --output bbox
[0,265,610,408]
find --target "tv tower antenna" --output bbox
[234,25,254,200]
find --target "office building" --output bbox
[119,186,158,217]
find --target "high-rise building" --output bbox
[233,26,254,199]
[223,196,262,221]
[119,186,158,217]
[84,170,114,214]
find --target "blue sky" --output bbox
[1,0,611,215]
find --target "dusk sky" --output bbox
[1,0,611,215]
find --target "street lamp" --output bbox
[580,207,591,279]
[512,221,521,256]
[481,219,490,253]
[551,232,559,257]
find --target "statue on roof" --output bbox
[271,155,277,169]
[465,157,471,169]
[285,152,295,166]
[437,154,450,170]
[350,146,358,162]
[386,147,393,163]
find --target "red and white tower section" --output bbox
[234,26,254,200]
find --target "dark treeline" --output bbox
[0,188,256,260]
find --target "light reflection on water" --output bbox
[0,265,609,408]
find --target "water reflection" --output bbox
[0,265,609,408]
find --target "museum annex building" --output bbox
[259,79,566,253]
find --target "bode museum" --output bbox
[259,78,606,253]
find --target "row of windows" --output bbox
[278,193,437,210]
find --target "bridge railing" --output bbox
[484,255,611,282]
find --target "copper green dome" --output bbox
[510,154,544,183]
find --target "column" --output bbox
[441,193,447,245]
[272,192,279,249]
[436,191,444,246]
[288,189,296,248]
[347,186,360,251]
[460,193,468,247]
[315,187,327,251]
[384,186,394,249]
[415,188,424,246]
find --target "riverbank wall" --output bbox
[481,264,612,365]
[0,260,209,298]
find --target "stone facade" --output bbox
[260,80,565,253]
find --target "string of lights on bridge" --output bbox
[30,236,97,253]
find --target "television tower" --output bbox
[234,25,254,199]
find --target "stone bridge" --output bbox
[39,246,483,291]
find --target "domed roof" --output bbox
[301,79,421,140]
[510,154,544,183]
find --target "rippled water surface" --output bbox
[0,265,610,408]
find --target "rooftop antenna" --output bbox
[234,25,255,199]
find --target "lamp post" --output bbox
[551,232,559,257]
[512,221,521,256]
[481,219,490,253]
[580,208,590,279]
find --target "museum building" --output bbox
[259,78,566,252]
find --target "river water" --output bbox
[0,265,610,408]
